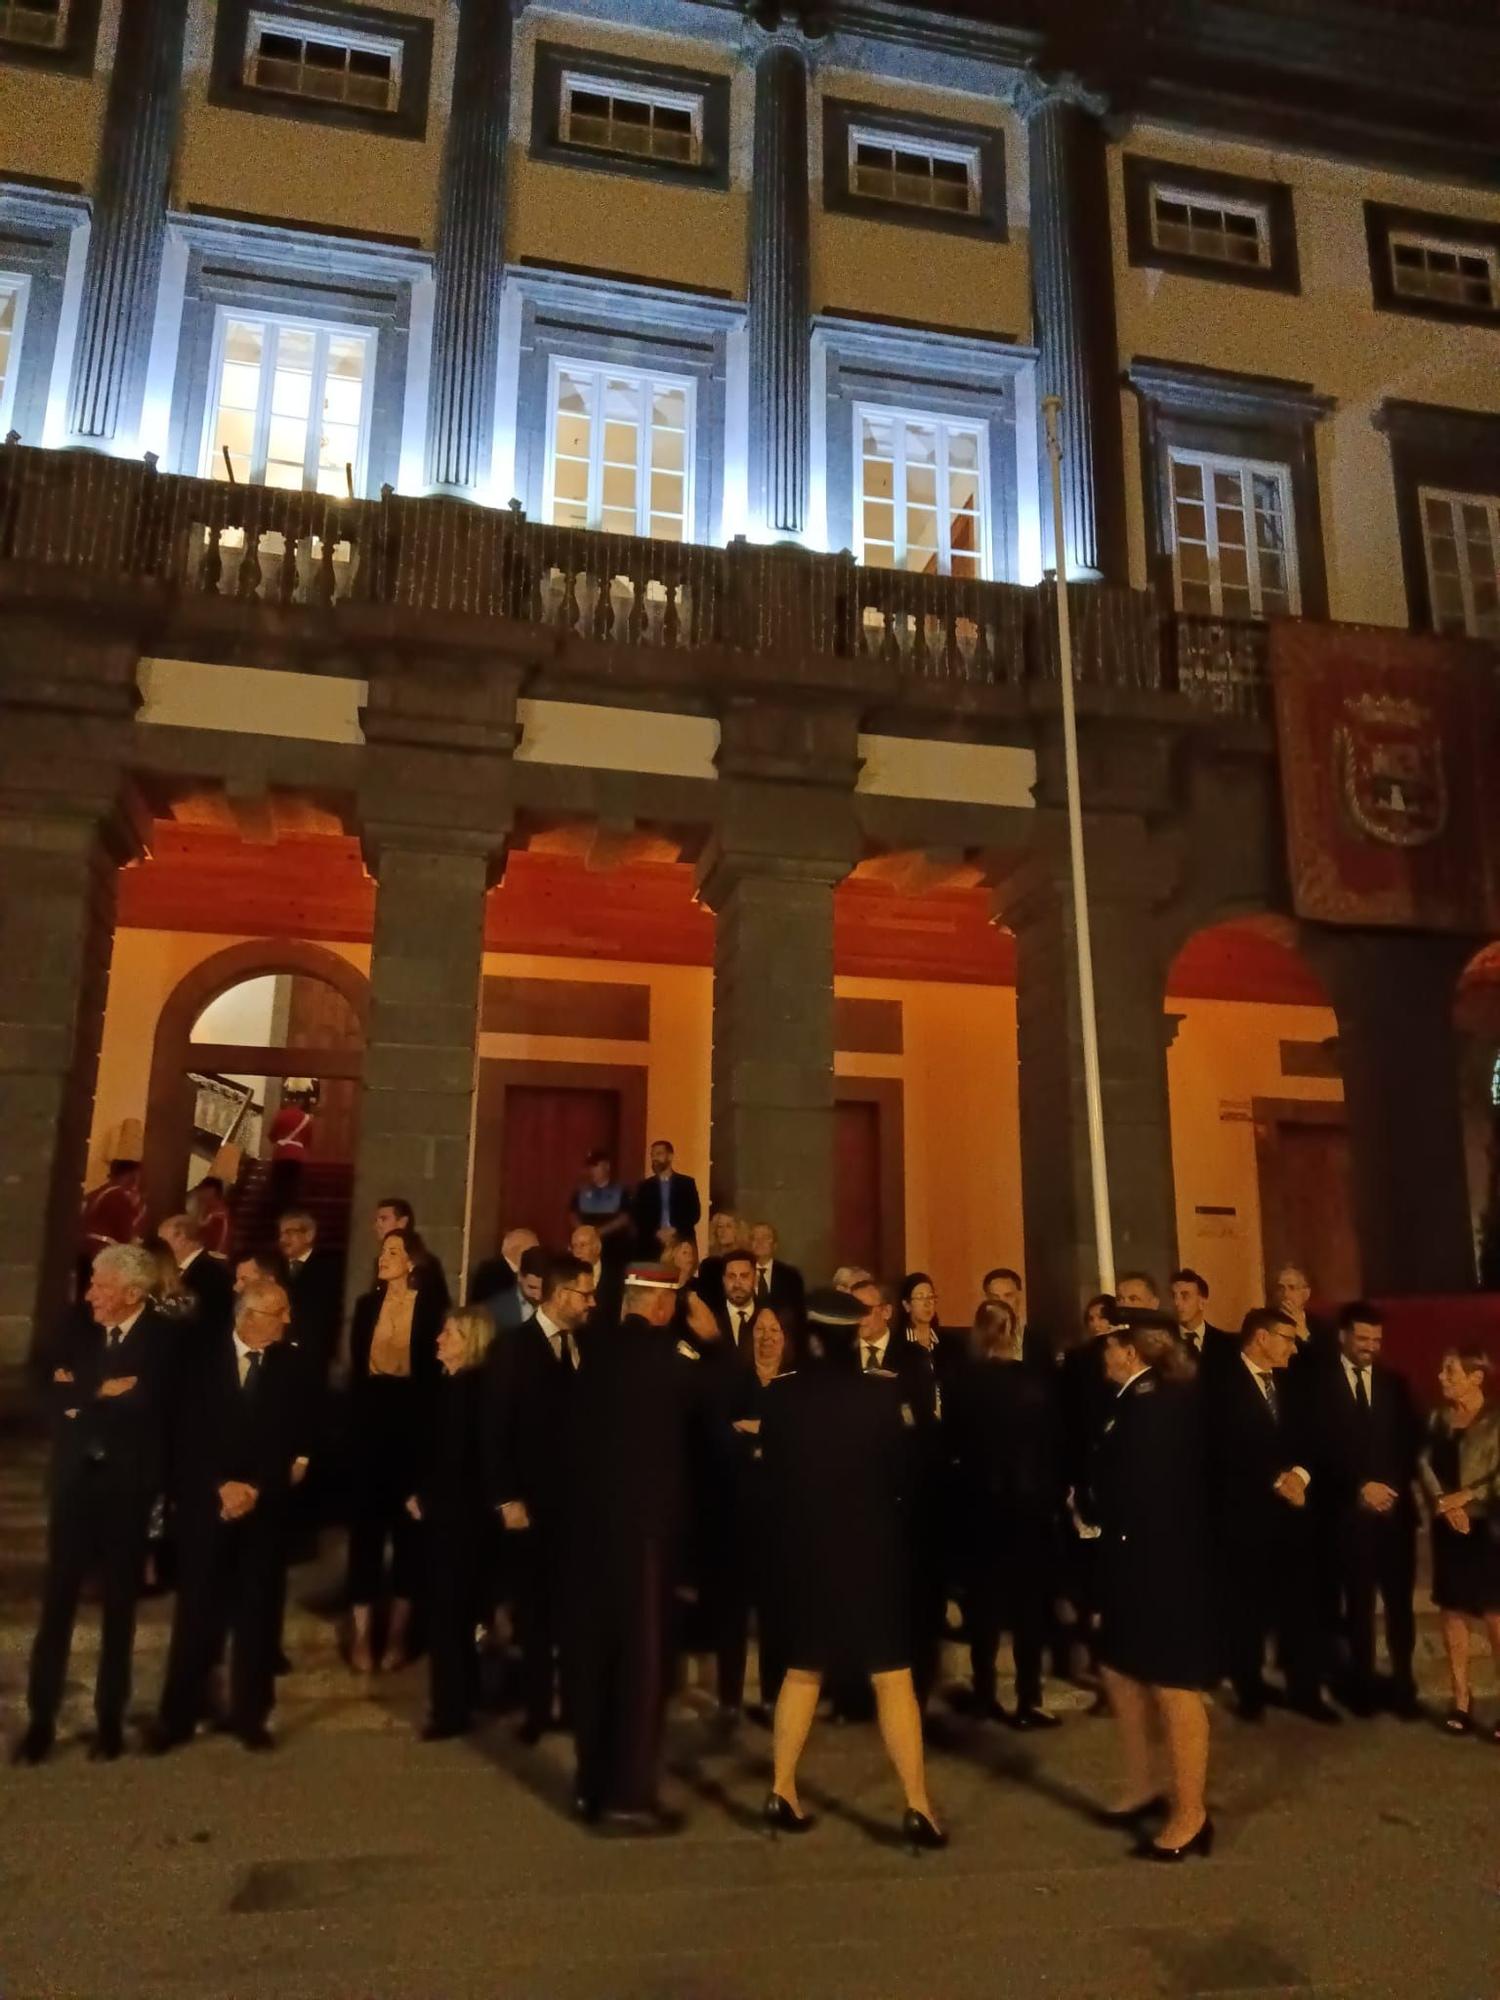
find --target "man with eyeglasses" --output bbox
[487,1252,597,1746]
[1206,1307,1337,1724]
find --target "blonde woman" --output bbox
[408,1307,495,1740]
[1421,1348,1500,1738]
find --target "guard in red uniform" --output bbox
[80,1161,146,1263]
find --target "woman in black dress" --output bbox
[759,1288,945,1850]
[408,1306,495,1739]
[345,1226,445,1672]
[1419,1347,1500,1738]
[1093,1312,1214,1861]
[733,1303,793,1725]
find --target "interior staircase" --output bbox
[229,1158,354,1262]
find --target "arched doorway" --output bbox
[1164,912,1354,1327]
[144,942,369,1240]
[1454,942,1500,1288]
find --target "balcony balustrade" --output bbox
[0,442,1275,718]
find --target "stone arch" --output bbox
[144,940,369,1221]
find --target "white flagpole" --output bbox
[1042,394,1115,1294]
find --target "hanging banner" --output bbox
[1271,621,1496,932]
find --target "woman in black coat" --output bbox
[345,1226,445,1672]
[946,1300,1065,1728]
[1092,1311,1215,1861]
[407,1306,495,1739]
[732,1303,793,1725]
[759,1288,945,1850]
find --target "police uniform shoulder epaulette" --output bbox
[675,1340,700,1361]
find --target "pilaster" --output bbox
[745,8,815,540]
[1015,70,1127,583]
[1302,926,1477,1296]
[65,0,189,447]
[424,0,512,493]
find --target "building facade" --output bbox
[2,0,1499,1366]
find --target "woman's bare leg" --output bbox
[1099,1664,1157,1812]
[1440,1611,1472,1714]
[871,1668,936,1822]
[771,1668,822,1811]
[1154,1688,1209,1847]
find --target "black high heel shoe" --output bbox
[762,1792,814,1838]
[1096,1793,1168,1830]
[902,1808,948,1854]
[1135,1817,1214,1863]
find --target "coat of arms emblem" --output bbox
[1334,690,1447,847]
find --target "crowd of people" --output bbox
[13,1142,1500,1859]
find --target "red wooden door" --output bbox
[834,1097,883,1279]
[499,1085,621,1250]
[1259,1114,1361,1305]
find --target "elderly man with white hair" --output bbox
[13,1244,174,1766]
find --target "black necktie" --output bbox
[736,1310,749,1350]
[107,1325,122,1348]
[243,1350,262,1390]
[1353,1368,1371,1418]
[864,1343,880,1372]
[756,1269,770,1306]
[1262,1371,1279,1420]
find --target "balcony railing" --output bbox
[0,443,1274,718]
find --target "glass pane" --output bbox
[652,387,686,430]
[650,426,685,472]
[601,507,636,536]
[223,320,264,367]
[1216,505,1247,549]
[267,413,307,466]
[649,513,683,543]
[907,465,936,508]
[863,500,894,544]
[553,457,588,503]
[947,429,979,472]
[863,543,896,571]
[603,378,639,421]
[1172,459,1203,501]
[602,421,637,466]
[218,361,261,412]
[904,423,937,466]
[649,470,683,515]
[601,464,636,509]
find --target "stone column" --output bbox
[1304,927,1476,1296]
[0,794,139,1369]
[1016,72,1127,583]
[746,24,812,540]
[424,0,512,494]
[698,761,858,1279]
[351,658,520,1302]
[65,0,189,447]
[998,818,1177,1340]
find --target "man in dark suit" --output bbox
[161,1212,234,1336]
[715,1252,759,1359]
[748,1223,805,1322]
[1302,1301,1421,1718]
[486,1252,597,1744]
[1273,1263,1338,1373]
[696,1212,748,1310]
[1170,1268,1237,1376]
[1205,1307,1337,1723]
[152,1280,311,1752]
[630,1140,702,1256]
[1056,1292,1118,1692]
[14,1245,175,1765]
[492,1245,548,1334]
[276,1209,345,1385]
[470,1227,539,1315]
[981,1267,1054,1370]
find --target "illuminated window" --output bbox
[1420,487,1500,639]
[244,13,401,112]
[1168,450,1298,619]
[849,131,980,217]
[857,410,986,578]
[559,73,701,166]
[1149,185,1270,271]
[204,315,372,496]
[0,277,27,435]
[0,0,66,46]
[545,362,692,542]
[1389,232,1499,314]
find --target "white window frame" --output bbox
[1167,447,1300,619]
[244,11,404,113]
[200,309,375,496]
[558,69,704,166]
[847,125,981,218]
[1419,484,1500,639]
[0,273,30,437]
[853,403,990,579]
[0,0,68,49]
[1148,182,1271,271]
[1388,229,1500,314]
[541,356,696,541]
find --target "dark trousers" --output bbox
[510,1522,565,1732]
[968,1544,1051,1711]
[569,1540,673,1814]
[1219,1522,1321,1704]
[1328,1507,1417,1699]
[427,1518,483,1730]
[346,1384,421,1606]
[700,1552,749,1711]
[160,1508,288,1734]
[28,1475,151,1730]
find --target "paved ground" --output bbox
[3,1431,1499,2000]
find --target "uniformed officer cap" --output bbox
[805,1286,867,1328]
[1110,1305,1178,1340]
[624,1262,679,1291]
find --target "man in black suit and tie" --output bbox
[716,1252,759,1359]
[492,1245,548,1334]
[1170,1268,1237,1376]
[276,1209,345,1385]
[161,1212,234,1336]
[1206,1307,1337,1723]
[152,1280,311,1752]
[486,1252,597,1745]
[1302,1302,1421,1718]
[631,1140,702,1256]
[14,1245,174,1765]
[748,1223,805,1322]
